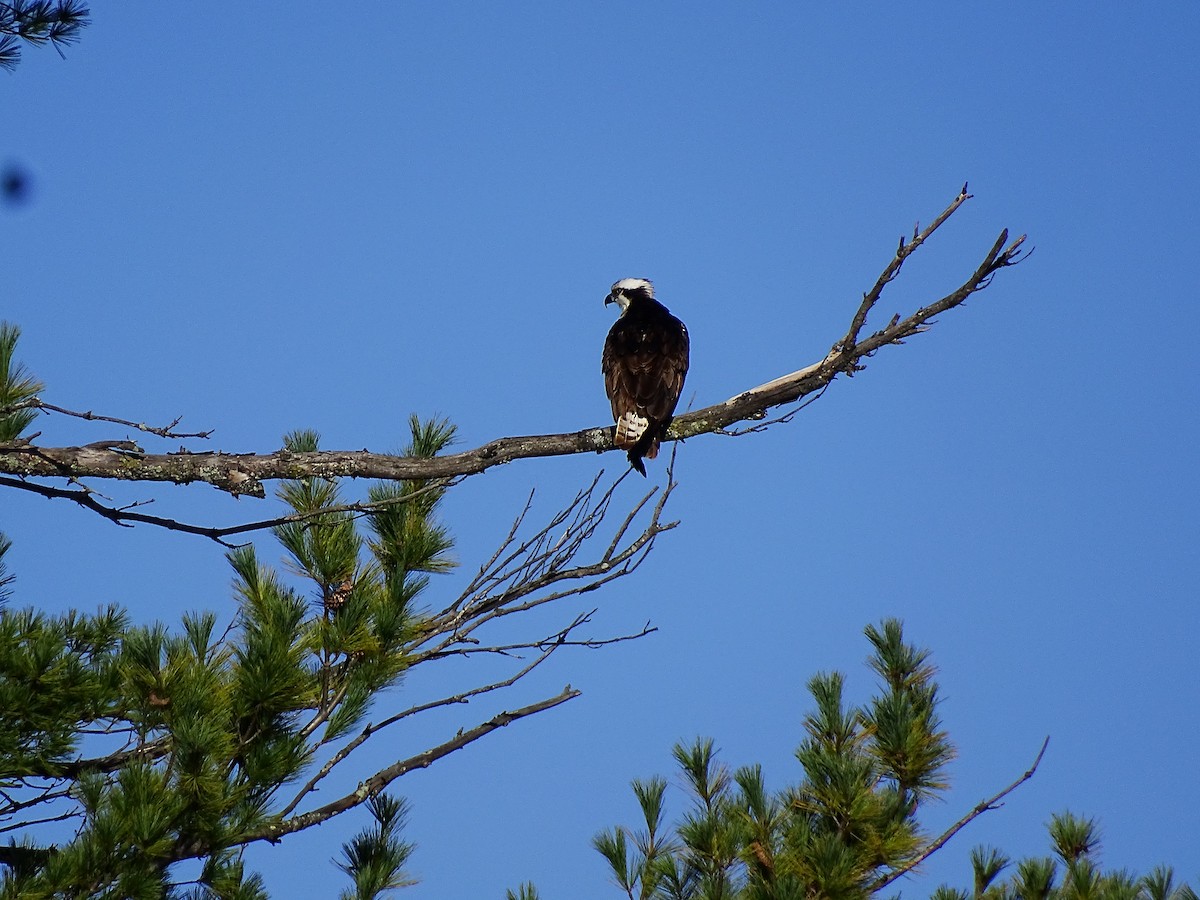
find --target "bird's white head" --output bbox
[604,277,655,312]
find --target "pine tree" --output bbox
[0,414,453,896]
[591,620,954,900]
[578,624,1194,900]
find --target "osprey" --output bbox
[602,278,690,476]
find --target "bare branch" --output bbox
[0,397,213,440]
[412,461,677,665]
[233,685,581,852]
[280,613,608,819]
[51,737,172,780]
[0,807,83,836]
[423,616,656,660]
[716,382,831,437]
[869,735,1050,892]
[0,473,462,546]
[0,190,1027,507]
[0,784,75,819]
[679,228,1028,443]
[838,183,974,354]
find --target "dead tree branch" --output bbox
[0,398,212,439]
[0,189,1027,510]
[411,461,677,665]
[281,609,624,819]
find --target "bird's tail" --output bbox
[626,450,648,477]
[613,410,649,450]
[615,412,665,477]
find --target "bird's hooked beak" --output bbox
[604,292,615,306]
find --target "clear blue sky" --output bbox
[4,4,1198,896]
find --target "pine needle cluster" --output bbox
[0,1,89,71]
[0,324,44,442]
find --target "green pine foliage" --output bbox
[0,323,44,442]
[336,794,417,899]
[945,814,1197,900]
[0,605,126,776]
[1,324,46,607]
[579,623,1194,900]
[0,533,14,604]
[507,883,542,900]
[590,620,952,900]
[0,393,454,895]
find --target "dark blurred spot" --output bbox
[2,165,32,207]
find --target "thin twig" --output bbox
[280,618,596,818]
[0,398,214,439]
[421,615,657,660]
[869,735,1050,892]
[234,686,581,853]
[413,466,677,659]
[0,808,83,835]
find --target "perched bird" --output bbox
[602,278,690,476]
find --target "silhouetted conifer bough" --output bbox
[0,1,89,71]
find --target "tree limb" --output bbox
[50,737,171,780]
[0,190,1028,503]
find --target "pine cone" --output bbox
[324,578,353,612]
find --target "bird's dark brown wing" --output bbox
[648,314,689,426]
[602,312,689,424]
[601,325,633,423]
